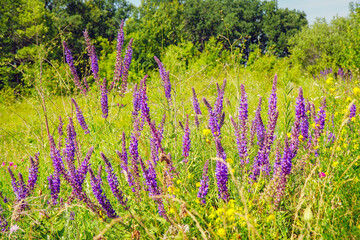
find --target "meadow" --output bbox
[1,23,360,240]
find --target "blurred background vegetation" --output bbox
[0,0,360,99]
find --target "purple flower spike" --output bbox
[49,135,66,178]
[203,98,221,138]
[101,153,128,209]
[129,132,141,194]
[132,84,141,117]
[27,153,39,194]
[8,167,25,201]
[250,97,264,146]
[65,119,76,164]
[215,159,229,201]
[63,41,84,92]
[192,88,202,115]
[197,160,209,204]
[0,206,8,232]
[83,29,99,81]
[313,97,326,144]
[280,137,292,175]
[139,75,150,120]
[89,167,118,219]
[214,80,227,121]
[268,74,278,120]
[101,78,109,119]
[120,39,133,97]
[295,87,309,139]
[120,132,128,169]
[154,56,171,103]
[48,173,61,205]
[116,149,135,192]
[83,76,90,93]
[214,137,229,201]
[77,146,94,188]
[71,98,89,134]
[129,133,139,176]
[182,115,191,163]
[237,84,249,164]
[350,104,356,119]
[112,20,125,90]
[58,116,64,137]
[203,83,229,201]
[140,159,168,219]
[251,76,279,181]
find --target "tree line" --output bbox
[0,0,309,91]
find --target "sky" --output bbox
[127,0,355,24]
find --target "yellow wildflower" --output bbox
[287,133,291,138]
[187,173,193,179]
[266,214,275,222]
[195,198,201,204]
[196,182,201,188]
[203,129,211,136]
[346,97,352,102]
[217,228,226,238]
[326,77,334,85]
[353,87,360,96]
[209,213,216,219]
[231,169,235,174]
[351,117,356,122]
[228,199,236,207]
[343,143,348,148]
[336,146,341,152]
[329,88,335,93]
[176,179,182,185]
[206,138,211,144]
[298,135,304,142]
[226,208,236,217]
[334,112,339,117]
[216,208,225,216]
[168,186,179,194]
[313,146,319,150]
[332,161,339,167]
[226,158,233,164]
[169,208,176,214]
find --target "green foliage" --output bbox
[183,0,307,56]
[341,3,360,73]
[288,17,350,74]
[126,0,185,71]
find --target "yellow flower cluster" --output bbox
[326,77,334,85]
[167,185,180,195]
[208,200,247,238]
[298,134,304,142]
[226,158,234,164]
[353,87,360,96]
[203,128,211,136]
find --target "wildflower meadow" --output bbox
[1,9,360,240]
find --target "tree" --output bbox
[126,0,185,70]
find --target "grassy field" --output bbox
[1,57,360,239]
